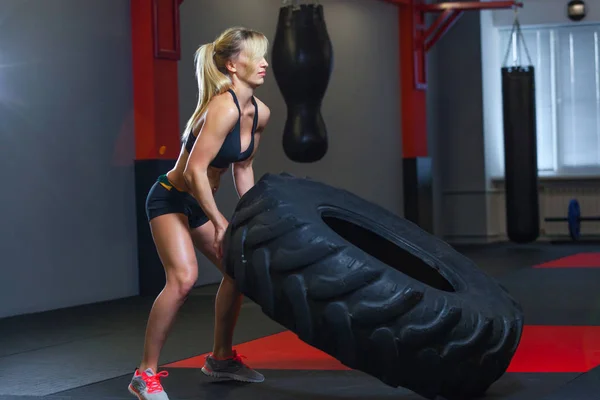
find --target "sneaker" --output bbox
[201,350,264,383]
[128,368,170,400]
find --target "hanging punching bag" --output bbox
[501,14,540,244]
[502,65,540,243]
[271,1,333,163]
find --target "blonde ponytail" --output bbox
[182,42,232,143]
[182,27,269,143]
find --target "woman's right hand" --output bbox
[213,218,228,261]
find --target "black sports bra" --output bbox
[185,89,258,169]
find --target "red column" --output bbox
[399,3,428,159]
[130,0,184,296]
[398,3,432,232]
[131,0,182,161]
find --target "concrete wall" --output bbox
[0,0,138,318]
[426,12,488,242]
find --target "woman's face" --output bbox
[230,47,269,88]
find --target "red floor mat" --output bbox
[534,253,600,268]
[165,331,348,370]
[508,325,600,372]
[164,325,600,373]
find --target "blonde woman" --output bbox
[129,27,271,400]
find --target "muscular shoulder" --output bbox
[254,96,271,131]
[204,92,239,135]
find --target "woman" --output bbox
[128,27,271,400]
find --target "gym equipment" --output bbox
[271,1,333,163]
[223,172,524,400]
[544,199,600,240]
[501,12,540,243]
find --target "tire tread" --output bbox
[225,174,523,400]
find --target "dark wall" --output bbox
[427,12,488,241]
[178,0,404,285]
[0,0,138,318]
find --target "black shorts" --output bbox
[145,174,209,229]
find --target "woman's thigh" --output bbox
[190,220,224,272]
[149,213,198,286]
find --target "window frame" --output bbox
[495,22,600,179]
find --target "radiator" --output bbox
[541,185,600,237]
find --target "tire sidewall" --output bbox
[261,175,518,319]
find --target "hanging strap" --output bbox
[281,0,319,6]
[502,6,533,68]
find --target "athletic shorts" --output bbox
[145,174,209,229]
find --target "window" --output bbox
[497,23,600,175]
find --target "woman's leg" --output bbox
[190,221,242,359]
[190,221,264,383]
[139,213,199,372]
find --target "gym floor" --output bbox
[2,242,600,400]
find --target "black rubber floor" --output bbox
[50,370,579,400]
[2,242,600,400]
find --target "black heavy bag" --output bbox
[501,14,540,243]
[501,66,539,243]
[271,1,333,163]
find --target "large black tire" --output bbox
[223,173,524,400]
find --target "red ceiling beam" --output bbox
[417,2,523,55]
[384,0,523,90]
[381,0,522,10]
[423,8,463,52]
[380,0,411,4]
[385,0,522,159]
[419,1,523,11]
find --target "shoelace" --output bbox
[210,350,248,366]
[143,371,169,393]
[231,351,248,365]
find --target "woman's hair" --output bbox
[182,27,269,143]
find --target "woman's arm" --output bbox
[183,96,239,231]
[232,156,255,198]
[232,102,270,198]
